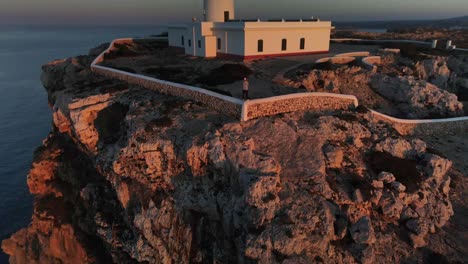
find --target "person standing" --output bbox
[242,77,249,100]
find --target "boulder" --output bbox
[406,219,429,236]
[377,172,396,183]
[375,138,426,159]
[371,180,384,189]
[423,154,452,182]
[391,181,406,193]
[323,144,344,169]
[379,193,403,220]
[350,217,375,245]
[415,57,451,89]
[370,74,464,118]
[41,57,92,93]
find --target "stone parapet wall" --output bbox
[92,65,243,118]
[454,48,468,53]
[335,51,370,57]
[242,93,359,121]
[91,38,243,119]
[370,110,468,136]
[361,56,381,72]
[91,37,167,65]
[315,56,356,64]
[91,37,468,133]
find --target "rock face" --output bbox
[284,49,467,119]
[415,57,452,90]
[2,45,467,264]
[415,56,468,91]
[370,74,464,118]
[2,133,115,264]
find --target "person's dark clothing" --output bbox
[243,90,249,100]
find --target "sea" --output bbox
[336,28,388,33]
[354,28,388,33]
[0,25,165,262]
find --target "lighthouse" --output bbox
[203,0,235,22]
[168,0,332,60]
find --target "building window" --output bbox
[188,39,192,47]
[217,38,221,50]
[224,11,230,22]
[300,38,305,50]
[258,40,263,52]
[181,36,185,46]
[282,39,287,51]
[198,40,201,48]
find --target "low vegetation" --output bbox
[196,64,253,86]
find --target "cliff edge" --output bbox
[1,44,467,263]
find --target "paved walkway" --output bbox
[215,43,381,99]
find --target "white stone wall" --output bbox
[315,57,355,64]
[335,52,370,57]
[212,29,245,56]
[168,26,187,48]
[92,65,243,118]
[242,93,359,121]
[243,22,331,57]
[169,22,218,57]
[361,56,381,72]
[92,38,468,134]
[370,110,468,136]
[170,21,332,58]
[91,38,243,118]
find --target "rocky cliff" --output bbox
[286,50,468,119]
[2,45,467,264]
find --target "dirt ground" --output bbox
[417,132,468,263]
[421,133,468,176]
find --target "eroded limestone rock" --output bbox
[370,74,464,118]
[3,43,464,264]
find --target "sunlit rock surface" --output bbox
[2,44,467,264]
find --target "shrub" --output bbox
[196,64,253,86]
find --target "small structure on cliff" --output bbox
[168,0,333,60]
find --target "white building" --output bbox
[168,0,333,60]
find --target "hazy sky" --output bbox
[1,0,467,25]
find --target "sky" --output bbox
[0,0,467,25]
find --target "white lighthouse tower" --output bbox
[203,0,235,22]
